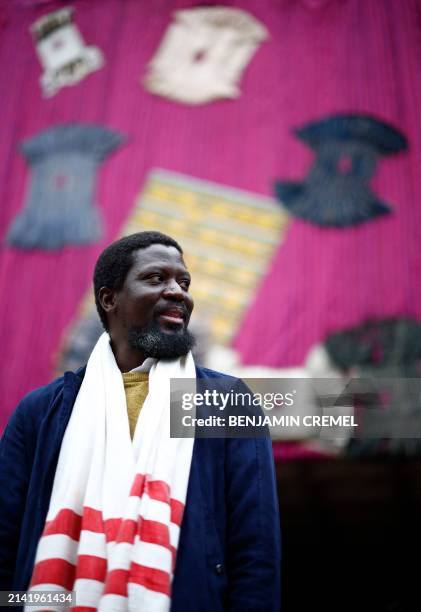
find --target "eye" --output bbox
[179,278,191,290]
[145,273,164,283]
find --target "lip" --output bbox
[158,308,186,325]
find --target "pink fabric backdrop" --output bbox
[0,0,420,430]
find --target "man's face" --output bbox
[109,244,195,359]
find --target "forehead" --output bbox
[129,244,188,273]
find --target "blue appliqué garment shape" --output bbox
[275,114,408,227]
[6,124,124,250]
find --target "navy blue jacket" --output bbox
[0,366,280,611]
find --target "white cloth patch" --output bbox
[31,7,104,97]
[144,7,268,104]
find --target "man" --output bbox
[0,231,280,611]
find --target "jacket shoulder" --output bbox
[15,375,65,421]
[195,365,237,381]
[13,368,84,425]
[21,375,65,404]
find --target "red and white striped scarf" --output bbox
[28,333,196,611]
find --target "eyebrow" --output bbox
[137,263,191,277]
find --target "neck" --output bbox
[110,338,146,373]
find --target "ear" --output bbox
[99,286,117,315]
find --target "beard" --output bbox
[128,321,196,359]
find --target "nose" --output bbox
[162,279,185,300]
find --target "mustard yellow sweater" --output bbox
[122,371,149,438]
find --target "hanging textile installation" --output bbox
[143,7,268,105]
[325,317,421,377]
[275,114,408,227]
[56,169,289,373]
[31,6,104,97]
[6,124,124,250]
[324,318,421,456]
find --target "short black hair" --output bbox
[93,231,183,330]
